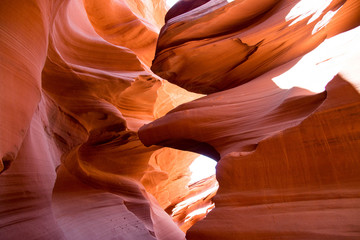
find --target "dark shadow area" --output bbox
[165,0,211,22]
[156,138,221,161]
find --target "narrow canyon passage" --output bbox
[1,0,360,239]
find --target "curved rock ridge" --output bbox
[152,0,360,94]
[1,0,360,239]
[164,0,212,22]
[0,0,63,174]
[187,74,360,240]
[83,0,163,65]
[140,21,360,158]
[0,0,208,239]
[139,0,360,238]
[139,65,327,160]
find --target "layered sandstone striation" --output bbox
[1,0,360,239]
[140,0,360,239]
[151,0,360,94]
[187,74,360,239]
[0,0,206,239]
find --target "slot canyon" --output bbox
[0,0,360,239]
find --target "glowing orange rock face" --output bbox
[0,0,200,239]
[186,75,360,240]
[139,0,360,239]
[152,0,359,94]
[1,0,360,239]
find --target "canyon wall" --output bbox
[140,0,360,239]
[1,0,360,239]
[0,0,205,239]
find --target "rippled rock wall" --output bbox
[1,0,360,239]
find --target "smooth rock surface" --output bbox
[152,0,360,94]
[139,0,360,239]
[0,0,205,239]
[1,0,360,239]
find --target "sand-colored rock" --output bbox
[139,64,327,160]
[0,0,63,173]
[1,0,360,239]
[0,0,204,239]
[139,0,360,239]
[152,0,360,94]
[0,95,69,240]
[187,74,360,240]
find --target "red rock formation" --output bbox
[0,0,204,239]
[0,0,63,173]
[186,74,360,240]
[1,0,360,239]
[139,0,360,239]
[152,0,359,94]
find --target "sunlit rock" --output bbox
[0,0,201,239]
[151,0,359,94]
[1,0,360,239]
[139,0,360,239]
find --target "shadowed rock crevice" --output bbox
[138,75,328,160]
[1,0,360,239]
[165,0,211,22]
[0,153,15,173]
[150,138,221,161]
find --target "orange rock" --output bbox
[187,75,360,240]
[1,0,360,239]
[0,0,200,239]
[152,0,360,93]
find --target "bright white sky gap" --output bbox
[166,0,179,8]
[189,155,217,184]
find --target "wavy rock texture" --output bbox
[152,0,360,94]
[1,0,360,239]
[0,0,206,239]
[139,0,360,239]
[187,74,360,240]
